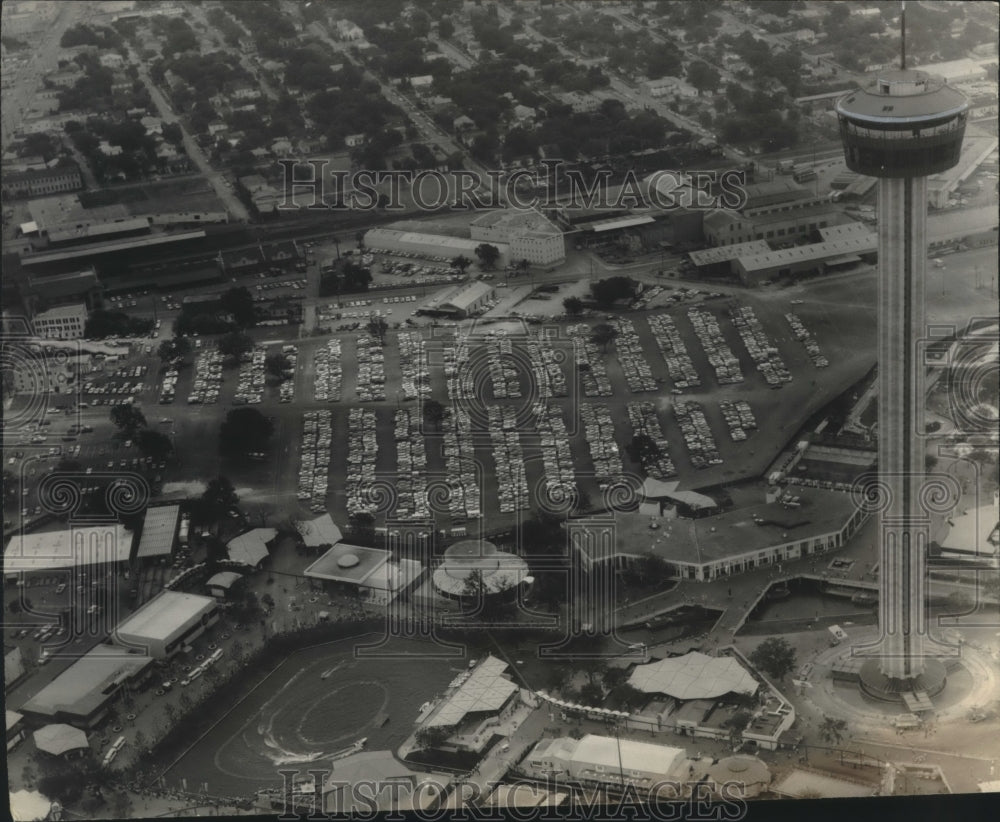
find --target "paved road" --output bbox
[1,1,85,145]
[128,48,250,223]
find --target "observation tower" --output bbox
[835,8,968,699]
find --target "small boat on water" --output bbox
[374,713,390,728]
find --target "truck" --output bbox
[793,167,817,183]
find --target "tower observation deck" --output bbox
[836,69,967,697]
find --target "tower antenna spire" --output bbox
[901,0,907,70]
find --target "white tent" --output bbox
[10,790,52,821]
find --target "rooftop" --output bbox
[206,571,243,590]
[629,652,758,700]
[689,239,771,266]
[837,70,968,123]
[4,524,132,573]
[432,540,530,596]
[135,505,179,559]
[33,723,89,756]
[581,487,862,566]
[226,528,276,566]
[21,230,208,267]
[573,734,687,778]
[20,644,153,720]
[303,543,390,584]
[440,280,495,313]
[114,591,217,645]
[471,209,562,236]
[737,233,877,273]
[424,655,518,728]
[297,513,343,548]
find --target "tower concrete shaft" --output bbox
[876,175,931,680]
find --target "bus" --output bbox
[178,515,190,547]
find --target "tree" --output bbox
[347,511,376,545]
[579,681,605,706]
[474,243,501,270]
[563,296,584,316]
[136,429,173,462]
[422,399,445,431]
[723,709,752,748]
[199,475,239,523]
[217,330,254,363]
[110,403,146,437]
[590,323,617,353]
[818,716,848,746]
[438,17,455,39]
[158,336,191,363]
[591,276,636,308]
[602,666,629,690]
[220,287,256,328]
[749,636,797,681]
[451,254,472,273]
[264,352,290,380]
[945,590,972,612]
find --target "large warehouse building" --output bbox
[112,590,219,659]
[4,524,134,577]
[364,227,510,268]
[421,280,496,319]
[18,644,154,729]
[134,505,180,563]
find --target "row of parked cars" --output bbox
[393,409,430,521]
[611,318,658,393]
[313,340,343,402]
[673,401,722,469]
[687,307,743,385]
[730,305,792,388]
[445,335,474,401]
[567,324,614,397]
[345,408,379,517]
[526,333,568,398]
[648,313,701,391]
[298,410,332,512]
[627,401,677,479]
[187,349,223,404]
[720,399,758,442]
[278,346,297,403]
[233,347,265,405]
[534,403,577,502]
[441,407,482,521]
[356,335,386,402]
[398,332,431,401]
[487,331,522,399]
[785,313,829,368]
[488,405,530,514]
[582,403,625,487]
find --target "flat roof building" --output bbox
[304,543,422,605]
[134,505,180,561]
[19,644,154,728]
[470,210,565,266]
[112,590,219,659]
[575,487,869,581]
[4,524,133,575]
[364,227,510,268]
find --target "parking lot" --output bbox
[5,273,878,538]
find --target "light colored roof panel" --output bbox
[33,723,89,755]
[226,528,276,566]
[573,734,686,777]
[689,240,770,265]
[297,513,343,547]
[425,655,518,728]
[627,652,758,699]
[4,525,132,573]
[136,505,179,559]
[114,591,217,644]
[588,215,655,232]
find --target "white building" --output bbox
[526,734,688,792]
[112,590,219,659]
[31,302,87,340]
[470,209,566,266]
[304,542,422,605]
[433,280,496,319]
[4,524,133,576]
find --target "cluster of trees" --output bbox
[151,14,198,59]
[65,113,165,183]
[175,287,256,336]
[306,77,401,155]
[220,0,296,59]
[591,276,638,309]
[60,23,123,50]
[83,309,154,340]
[205,6,246,48]
[109,404,173,463]
[190,475,239,526]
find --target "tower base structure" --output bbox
[857,657,947,703]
